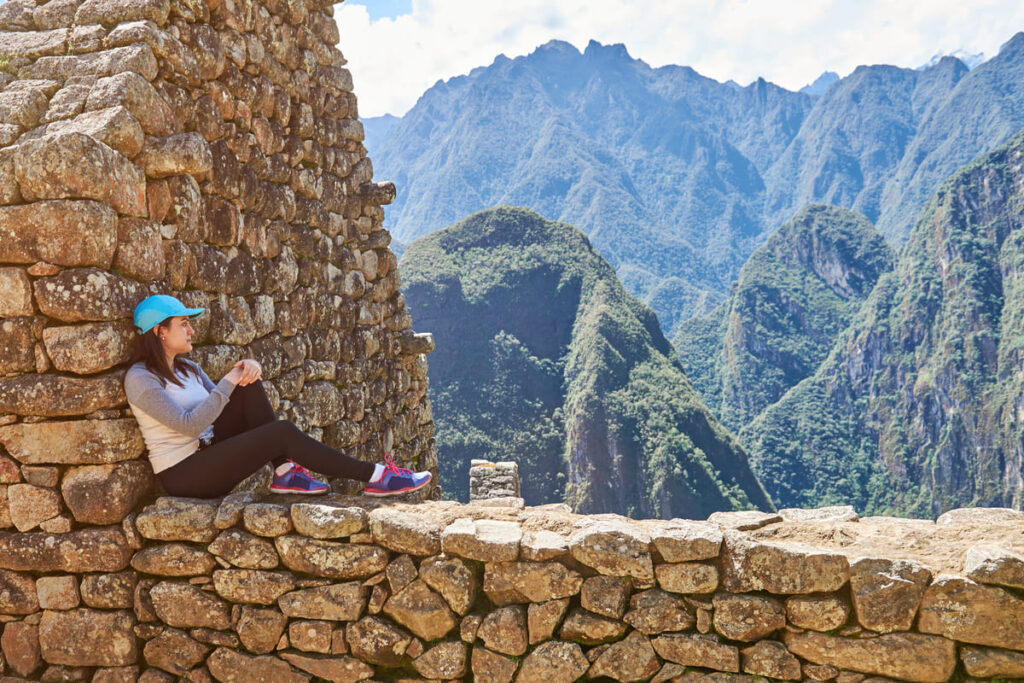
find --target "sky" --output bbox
[338,0,1024,118]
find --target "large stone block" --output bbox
[149,581,229,629]
[441,518,521,562]
[113,217,165,281]
[208,528,278,569]
[965,546,1024,590]
[38,608,137,666]
[622,588,695,635]
[656,562,719,593]
[740,640,801,680]
[918,576,1024,650]
[86,72,177,137]
[0,419,144,465]
[719,531,849,594]
[368,506,442,556]
[0,268,33,317]
[135,498,218,543]
[62,460,152,525]
[43,321,136,374]
[235,605,287,654]
[478,604,528,656]
[587,631,660,681]
[80,571,135,609]
[650,520,723,561]
[0,568,38,614]
[849,557,930,632]
[21,45,159,82]
[419,555,477,616]
[785,593,850,631]
[568,519,653,583]
[136,132,212,178]
[382,578,457,641]
[142,628,209,675]
[0,30,68,61]
[784,630,956,683]
[483,561,582,605]
[0,317,35,375]
[0,372,126,417]
[0,527,132,572]
[280,651,374,682]
[0,200,117,267]
[212,569,294,604]
[2,620,40,677]
[7,483,61,531]
[206,647,309,683]
[13,132,147,216]
[22,106,145,159]
[33,268,148,323]
[74,0,169,27]
[275,535,388,579]
[961,645,1024,677]
[290,503,366,538]
[279,582,367,621]
[346,616,412,667]
[712,593,785,641]
[559,608,627,645]
[650,633,739,673]
[131,544,216,577]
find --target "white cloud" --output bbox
[335,0,1024,117]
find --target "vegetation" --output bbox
[401,206,772,517]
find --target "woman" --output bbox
[123,294,431,498]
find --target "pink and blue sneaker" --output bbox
[270,461,329,495]
[364,453,432,497]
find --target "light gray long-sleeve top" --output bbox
[124,359,237,473]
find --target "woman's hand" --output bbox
[226,359,262,386]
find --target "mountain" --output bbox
[370,33,1024,334]
[401,206,773,518]
[674,204,894,432]
[744,128,1024,517]
[800,71,839,95]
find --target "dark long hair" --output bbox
[127,316,199,388]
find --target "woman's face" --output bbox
[155,316,194,356]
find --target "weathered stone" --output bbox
[0,418,143,466]
[472,645,518,683]
[483,560,582,605]
[25,106,146,159]
[288,620,332,653]
[580,575,631,619]
[520,530,568,561]
[213,491,259,529]
[61,461,152,524]
[345,616,412,667]
[0,88,48,132]
[712,593,786,641]
[212,569,295,604]
[849,557,930,633]
[113,217,164,280]
[279,651,373,682]
[235,605,287,654]
[0,569,38,614]
[0,317,35,375]
[13,132,146,216]
[188,628,239,649]
[136,499,218,543]
[650,521,723,561]
[32,268,148,323]
[785,593,850,631]
[419,555,477,616]
[38,608,137,666]
[587,630,660,681]
[936,507,1024,524]
[143,628,208,675]
[413,640,467,679]
[81,572,135,609]
[475,604,528,656]
[778,505,860,522]
[441,518,521,562]
[149,581,229,629]
[36,575,79,610]
[918,575,1024,650]
[740,640,801,679]
[528,597,570,644]
[0,268,33,317]
[568,520,653,583]
[385,554,418,595]
[206,647,309,683]
[275,535,388,579]
[290,503,366,538]
[0,29,68,60]
[368,507,443,556]
[136,133,212,178]
[656,562,719,594]
[75,0,168,26]
[559,607,628,645]
[964,546,1024,589]
[961,645,1024,677]
[382,578,457,641]
[3,621,41,677]
[784,630,957,683]
[8,483,61,531]
[719,531,850,594]
[623,588,695,635]
[209,528,279,569]
[243,502,292,537]
[21,466,58,487]
[708,510,783,530]
[279,582,367,621]
[651,633,739,673]
[86,72,176,137]
[0,527,131,572]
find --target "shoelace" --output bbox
[383,453,414,477]
[288,462,319,479]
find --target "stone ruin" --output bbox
[1,0,1024,679]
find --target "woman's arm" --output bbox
[124,367,237,438]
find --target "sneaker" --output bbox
[364,453,432,497]
[270,461,329,495]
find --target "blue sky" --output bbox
[337,1,1024,118]
[345,0,411,21]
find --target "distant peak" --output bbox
[531,39,580,57]
[583,39,632,61]
[799,71,839,95]
[999,32,1024,55]
[918,51,981,71]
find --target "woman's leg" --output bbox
[158,420,375,498]
[212,381,286,468]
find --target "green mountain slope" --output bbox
[744,128,1024,516]
[674,205,894,432]
[401,206,773,517]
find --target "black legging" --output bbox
[157,381,375,497]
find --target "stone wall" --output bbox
[0,0,438,528]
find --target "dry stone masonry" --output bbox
[0,0,1023,679]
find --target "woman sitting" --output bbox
[123,294,431,498]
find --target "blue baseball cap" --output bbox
[133,295,205,334]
